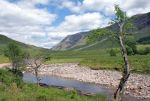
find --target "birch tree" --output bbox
[88,5,134,101]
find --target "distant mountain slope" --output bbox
[52,32,89,50]
[0,34,47,55]
[52,12,150,51]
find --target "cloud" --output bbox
[46,12,110,38]
[61,0,150,16]
[122,0,150,16]
[58,12,109,31]
[0,0,56,48]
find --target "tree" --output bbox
[25,56,45,85]
[4,43,24,71]
[88,5,134,101]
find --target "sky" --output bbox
[0,0,150,48]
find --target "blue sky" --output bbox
[0,0,150,48]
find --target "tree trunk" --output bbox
[35,68,39,86]
[114,24,130,101]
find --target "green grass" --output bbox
[0,55,9,63]
[45,58,83,64]
[0,45,149,74]
[0,69,108,101]
[45,45,150,74]
[80,55,150,74]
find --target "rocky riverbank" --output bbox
[37,63,150,100]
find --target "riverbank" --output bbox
[0,69,107,101]
[37,63,150,100]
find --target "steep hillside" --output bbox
[0,34,47,55]
[52,32,89,50]
[52,12,150,51]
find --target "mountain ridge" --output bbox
[52,12,150,51]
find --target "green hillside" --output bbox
[0,34,48,55]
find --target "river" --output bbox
[23,73,146,101]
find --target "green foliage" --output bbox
[125,36,137,55]
[0,69,23,87]
[4,43,22,58]
[137,46,150,55]
[114,5,127,22]
[4,43,25,70]
[109,49,117,56]
[126,45,134,55]
[145,47,150,54]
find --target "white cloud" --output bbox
[121,0,150,16]
[61,0,150,16]
[60,0,82,13]
[0,0,56,48]
[46,12,110,38]
[61,0,118,15]
[58,13,104,31]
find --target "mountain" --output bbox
[0,34,47,55]
[52,12,150,51]
[52,32,89,50]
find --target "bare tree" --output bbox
[25,57,45,85]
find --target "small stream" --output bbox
[23,73,144,101]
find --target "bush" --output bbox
[145,47,150,54]
[126,45,134,55]
[125,36,137,55]
[137,47,150,55]
[0,69,23,87]
[109,49,116,56]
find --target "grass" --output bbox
[0,55,9,64]
[0,69,108,101]
[80,55,150,74]
[0,45,149,74]
[46,45,150,74]
[45,58,83,64]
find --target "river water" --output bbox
[23,73,146,101]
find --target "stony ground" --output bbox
[38,63,150,99]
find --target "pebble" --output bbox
[38,63,150,99]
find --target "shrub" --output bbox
[125,36,137,55]
[126,45,134,55]
[0,69,23,87]
[145,47,150,54]
[137,47,150,55]
[109,49,116,56]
